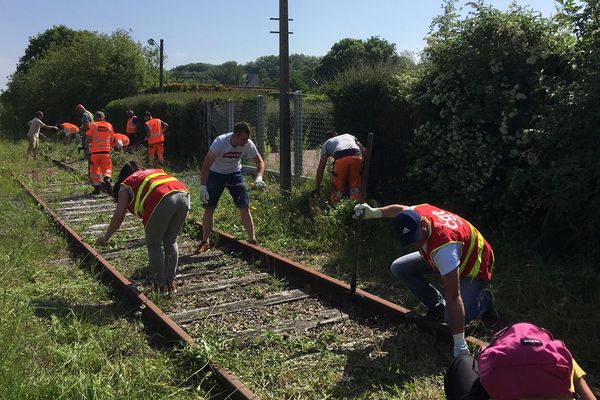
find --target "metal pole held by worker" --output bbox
[350,132,374,294]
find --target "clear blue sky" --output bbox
[0,0,558,91]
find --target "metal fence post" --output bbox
[205,100,212,145]
[256,95,265,157]
[293,91,304,180]
[227,99,234,132]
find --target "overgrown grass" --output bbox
[0,137,217,399]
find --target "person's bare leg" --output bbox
[202,208,215,242]
[239,207,256,242]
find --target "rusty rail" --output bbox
[12,171,259,400]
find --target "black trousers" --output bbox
[444,354,490,400]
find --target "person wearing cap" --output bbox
[353,202,498,358]
[143,111,168,167]
[314,130,366,204]
[26,111,58,160]
[75,104,94,159]
[85,111,116,195]
[195,121,265,254]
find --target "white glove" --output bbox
[255,175,265,189]
[453,333,470,358]
[353,203,382,219]
[200,185,210,205]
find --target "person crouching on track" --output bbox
[314,130,366,204]
[196,121,265,254]
[95,161,190,294]
[58,122,79,145]
[143,111,168,167]
[354,202,498,359]
[85,111,116,196]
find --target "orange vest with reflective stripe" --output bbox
[62,122,79,134]
[113,133,130,147]
[121,169,188,225]
[87,121,114,153]
[146,118,164,144]
[415,204,494,281]
[126,116,136,135]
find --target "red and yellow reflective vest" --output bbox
[113,133,130,147]
[86,121,115,153]
[121,169,188,225]
[146,118,164,144]
[62,122,79,134]
[415,204,494,281]
[126,116,137,135]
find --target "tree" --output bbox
[211,61,245,86]
[314,37,401,82]
[1,29,155,134]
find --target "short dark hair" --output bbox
[326,130,337,140]
[143,111,152,117]
[112,160,144,201]
[233,121,251,136]
[35,111,44,118]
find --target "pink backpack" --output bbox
[478,322,574,399]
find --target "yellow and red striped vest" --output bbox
[87,121,114,153]
[416,204,494,281]
[121,169,188,225]
[145,118,164,144]
[126,116,136,135]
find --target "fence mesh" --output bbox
[205,94,334,185]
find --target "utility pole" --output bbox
[159,39,164,94]
[271,0,292,193]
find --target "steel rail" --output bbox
[12,171,259,400]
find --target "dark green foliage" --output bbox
[324,64,419,199]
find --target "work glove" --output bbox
[255,175,265,190]
[200,185,210,205]
[452,333,470,358]
[353,203,382,219]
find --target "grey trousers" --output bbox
[144,191,190,286]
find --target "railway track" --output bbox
[17,154,494,399]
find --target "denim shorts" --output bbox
[205,170,250,209]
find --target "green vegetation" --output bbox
[0,138,214,399]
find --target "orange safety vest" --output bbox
[415,204,494,281]
[87,121,115,153]
[113,133,130,147]
[126,116,137,135]
[62,122,79,134]
[121,169,188,225]
[146,118,164,144]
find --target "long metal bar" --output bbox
[278,0,291,192]
[350,132,374,293]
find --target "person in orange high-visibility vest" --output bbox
[125,109,143,144]
[113,133,130,151]
[354,202,498,359]
[143,111,168,167]
[59,122,79,145]
[85,111,115,195]
[95,161,190,295]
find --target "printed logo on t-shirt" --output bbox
[223,151,242,159]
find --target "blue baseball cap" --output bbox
[394,209,422,246]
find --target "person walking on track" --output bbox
[196,121,265,254]
[95,161,190,295]
[143,111,168,167]
[26,111,57,160]
[314,130,366,204]
[76,104,94,159]
[354,202,498,358]
[85,111,116,195]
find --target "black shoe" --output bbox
[91,186,102,196]
[103,177,113,194]
[425,303,446,321]
[480,289,498,328]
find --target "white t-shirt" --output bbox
[320,133,360,157]
[27,118,47,138]
[209,132,259,174]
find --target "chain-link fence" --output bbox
[202,93,333,180]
